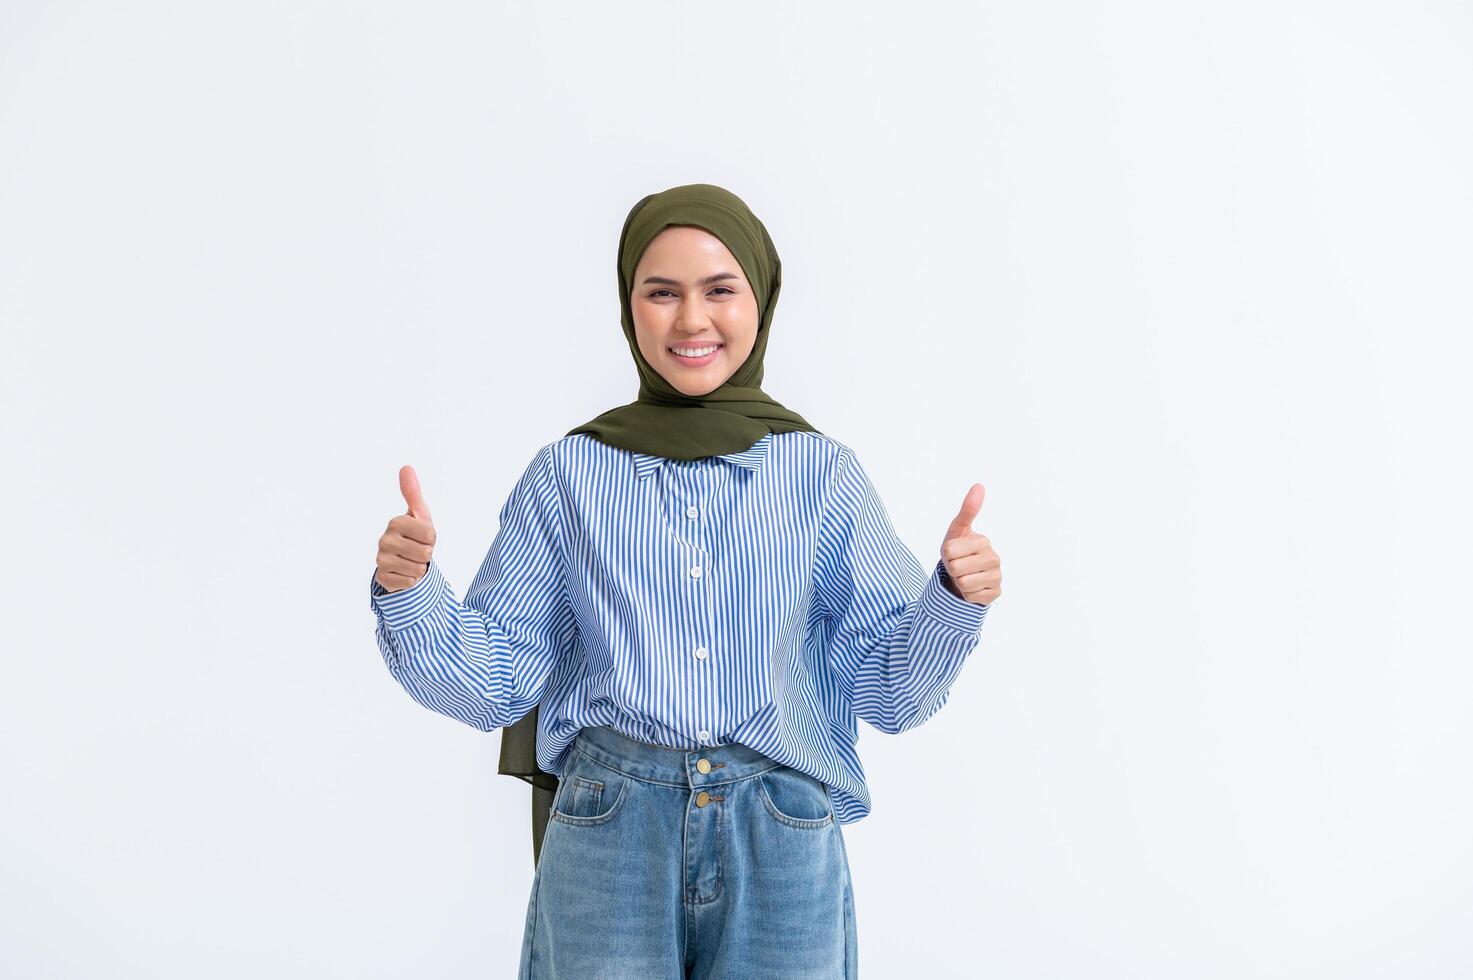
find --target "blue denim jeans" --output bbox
[518,724,858,978]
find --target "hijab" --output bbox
[497,183,821,866]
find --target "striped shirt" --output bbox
[369,430,990,824]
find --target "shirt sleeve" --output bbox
[813,446,989,734]
[368,443,575,732]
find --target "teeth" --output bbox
[671,345,721,357]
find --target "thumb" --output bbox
[945,483,985,541]
[399,464,434,526]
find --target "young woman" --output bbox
[370,183,1003,978]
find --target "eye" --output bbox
[646,286,736,299]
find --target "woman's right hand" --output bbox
[375,465,436,593]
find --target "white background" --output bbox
[3,2,1470,977]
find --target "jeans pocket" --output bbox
[550,750,630,826]
[757,765,835,829]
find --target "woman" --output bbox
[370,182,1003,978]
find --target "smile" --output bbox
[668,344,723,365]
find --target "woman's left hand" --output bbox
[940,483,1001,606]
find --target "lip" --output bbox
[668,343,723,366]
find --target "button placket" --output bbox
[690,466,718,746]
[668,463,714,746]
[682,469,708,582]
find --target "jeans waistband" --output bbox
[572,724,784,789]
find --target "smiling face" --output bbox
[630,225,760,396]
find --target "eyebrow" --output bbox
[640,272,742,287]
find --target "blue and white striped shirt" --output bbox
[369,430,989,824]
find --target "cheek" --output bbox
[721,301,759,349]
[632,304,666,348]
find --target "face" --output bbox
[630,225,760,396]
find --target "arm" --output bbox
[814,447,989,734]
[369,444,574,732]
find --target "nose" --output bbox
[675,294,715,331]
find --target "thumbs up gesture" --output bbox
[374,465,438,593]
[939,483,1001,606]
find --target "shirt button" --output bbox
[697,729,710,741]
[694,646,708,660]
[687,504,699,519]
[689,565,702,578]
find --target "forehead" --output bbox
[636,225,740,269]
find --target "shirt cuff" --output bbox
[918,558,989,633]
[370,560,450,632]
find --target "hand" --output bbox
[939,483,1001,606]
[374,465,437,593]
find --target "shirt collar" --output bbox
[631,435,772,480]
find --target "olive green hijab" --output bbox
[497,182,820,867]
